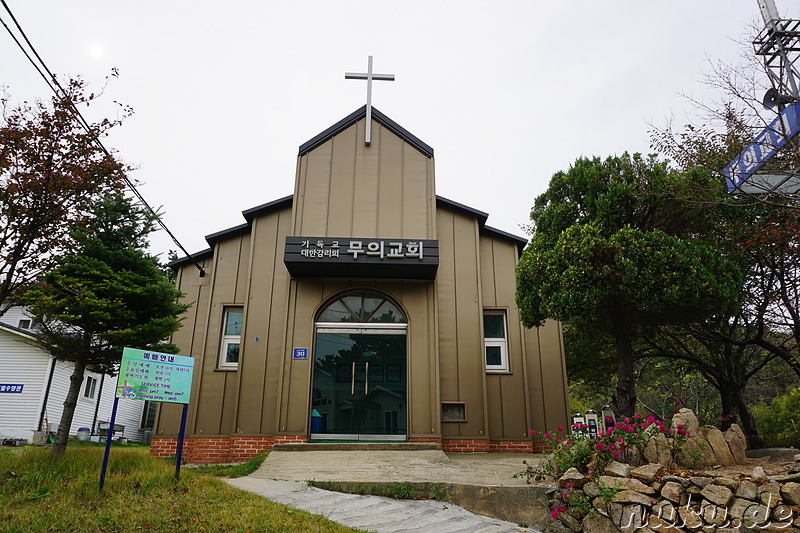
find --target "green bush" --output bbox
[752,387,800,448]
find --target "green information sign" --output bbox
[116,347,194,404]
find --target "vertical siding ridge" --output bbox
[189,244,220,434]
[326,135,334,237]
[375,121,381,236]
[260,213,282,433]
[475,218,490,441]
[233,215,259,434]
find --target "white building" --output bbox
[0,305,153,444]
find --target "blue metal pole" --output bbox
[98,397,119,491]
[175,403,189,481]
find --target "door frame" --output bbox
[310,322,408,441]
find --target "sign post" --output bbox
[98,397,119,491]
[99,347,194,490]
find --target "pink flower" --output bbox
[673,398,681,404]
[544,433,552,439]
[557,506,566,513]
[677,424,685,430]
[634,414,642,419]
[617,437,624,443]
[557,425,564,432]
[551,510,560,519]
[674,409,679,414]
[529,429,536,437]
[613,452,620,459]
[565,440,572,445]
[565,482,574,490]
[623,417,631,423]
[595,442,605,452]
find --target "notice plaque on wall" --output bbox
[284,236,439,279]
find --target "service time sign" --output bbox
[116,347,194,404]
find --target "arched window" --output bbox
[316,292,406,324]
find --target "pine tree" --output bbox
[17,194,188,456]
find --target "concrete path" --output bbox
[248,449,535,486]
[225,477,533,533]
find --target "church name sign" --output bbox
[284,236,438,279]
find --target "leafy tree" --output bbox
[0,77,129,316]
[751,386,800,448]
[516,153,741,417]
[16,194,188,456]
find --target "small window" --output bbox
[219,307,243,368]
[18,319,31,329]
[83,376,97,399]
[141,401,158,429]
[484,311,508,372]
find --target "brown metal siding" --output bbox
[480,236,535,440]
[235,208,293,435]
[293,119,434,240]
[436,208,487,438]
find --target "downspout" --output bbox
[91,374,106,435]
[37,357,58,431]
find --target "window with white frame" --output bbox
[141,400,158,429]
[219,307,243,368]
[83,376,97,399]
[483,310,508,372]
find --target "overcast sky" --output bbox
[0,1,781,258]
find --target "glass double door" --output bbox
[310,327,407,440]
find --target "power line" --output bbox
[0,0,206,277]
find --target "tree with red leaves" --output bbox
[0,78,129,316]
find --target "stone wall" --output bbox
[548,461,800,532]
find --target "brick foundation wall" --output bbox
[151,435,547,463]
[489,440,535,453]
[150,435,305,464]
[441,439,491,452]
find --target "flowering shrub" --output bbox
[515,412,691,484]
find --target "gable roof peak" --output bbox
[298,106,433,158]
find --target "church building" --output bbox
[151,97,569,463]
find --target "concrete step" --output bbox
[272,442,442,451]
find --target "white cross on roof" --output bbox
[345,56,395,146]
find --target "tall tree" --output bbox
[516,153,741,417]
[17,194,188,456]
[0,78,128,316]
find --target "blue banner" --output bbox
[724,103,800,191]
[0,384,23,393]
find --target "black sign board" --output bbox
[284,237,439,279]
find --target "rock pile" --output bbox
[642,409,747,468]
[551,461,800,532]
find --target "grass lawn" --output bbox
[0,443,359,532]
